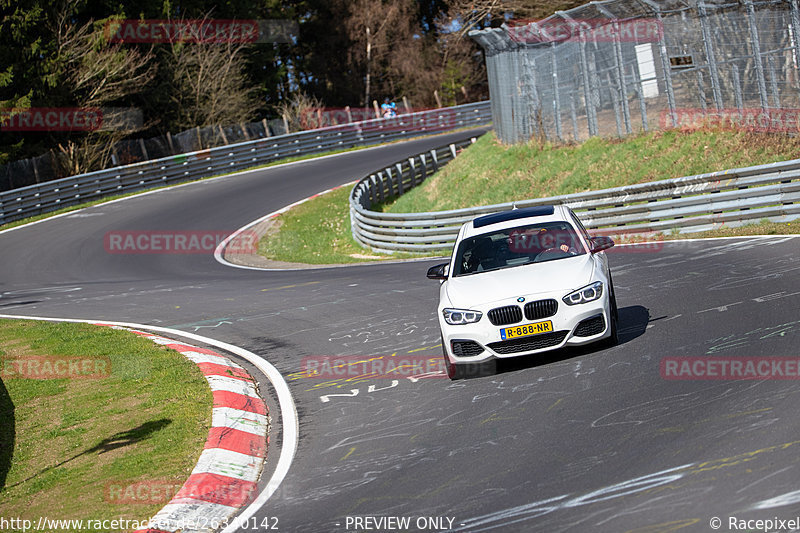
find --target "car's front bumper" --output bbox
[440,297,612,364]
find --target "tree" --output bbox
[166,36,260,129]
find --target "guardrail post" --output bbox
[374,172,384,204]
[396,163,405,195]
[408,157,418,187]
[430,149,439,172]
[384,167,395,198]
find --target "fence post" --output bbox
[743,0,769,111]
[594,7,632,135]
[697,71,708,112]
[579,28,598,137]
[642,0,677,126]
[767,55,780,108]
[608,72,623,136]
[636,84,648,132]
[697,2,723,110]
[732,64,744,113]
[551,43,563,141]
[570,94,579,141]
[791,0,800,90]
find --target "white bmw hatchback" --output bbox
[427,204,618,379]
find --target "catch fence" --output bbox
[470,0,800,143]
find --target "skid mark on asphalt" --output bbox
[260,281,321,292]
[705,318,800,354]
[455,437,800,531]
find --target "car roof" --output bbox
[461,204,572,239]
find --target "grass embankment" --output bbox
[384,128,800,212]
[257,186,420,264]
[0,320,211,531]
[257,128,800,264]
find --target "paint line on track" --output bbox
[0,313,298,533]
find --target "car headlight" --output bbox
[563,281,603,305]
[443,308,483,325]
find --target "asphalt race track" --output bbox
[2,128,800,533]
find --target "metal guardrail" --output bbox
[350,142,800,253]
[0,102,491,225]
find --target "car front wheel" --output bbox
[601,281,619,348]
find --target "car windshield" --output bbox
[452,221,586,277]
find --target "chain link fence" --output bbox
[470,0,800,144]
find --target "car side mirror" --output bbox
[426,262,449,280]
[589,236,615,253]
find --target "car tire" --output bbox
[601,281,619,348]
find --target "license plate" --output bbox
[500,320,553,340]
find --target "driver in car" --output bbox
[507,226,577,259]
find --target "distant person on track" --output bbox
[381,97,397,118]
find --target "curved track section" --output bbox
[2,128,800,532]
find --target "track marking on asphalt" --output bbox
[0,313,298,533]
[260,281,321,292]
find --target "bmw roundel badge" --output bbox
[517,297,525,303]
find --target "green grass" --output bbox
[384,129,800,213]
[0,320,211,531]
[657,219,800,240]
[257,186,423,263]
[257,127,800,264]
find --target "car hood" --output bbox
[444,255,595,308]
